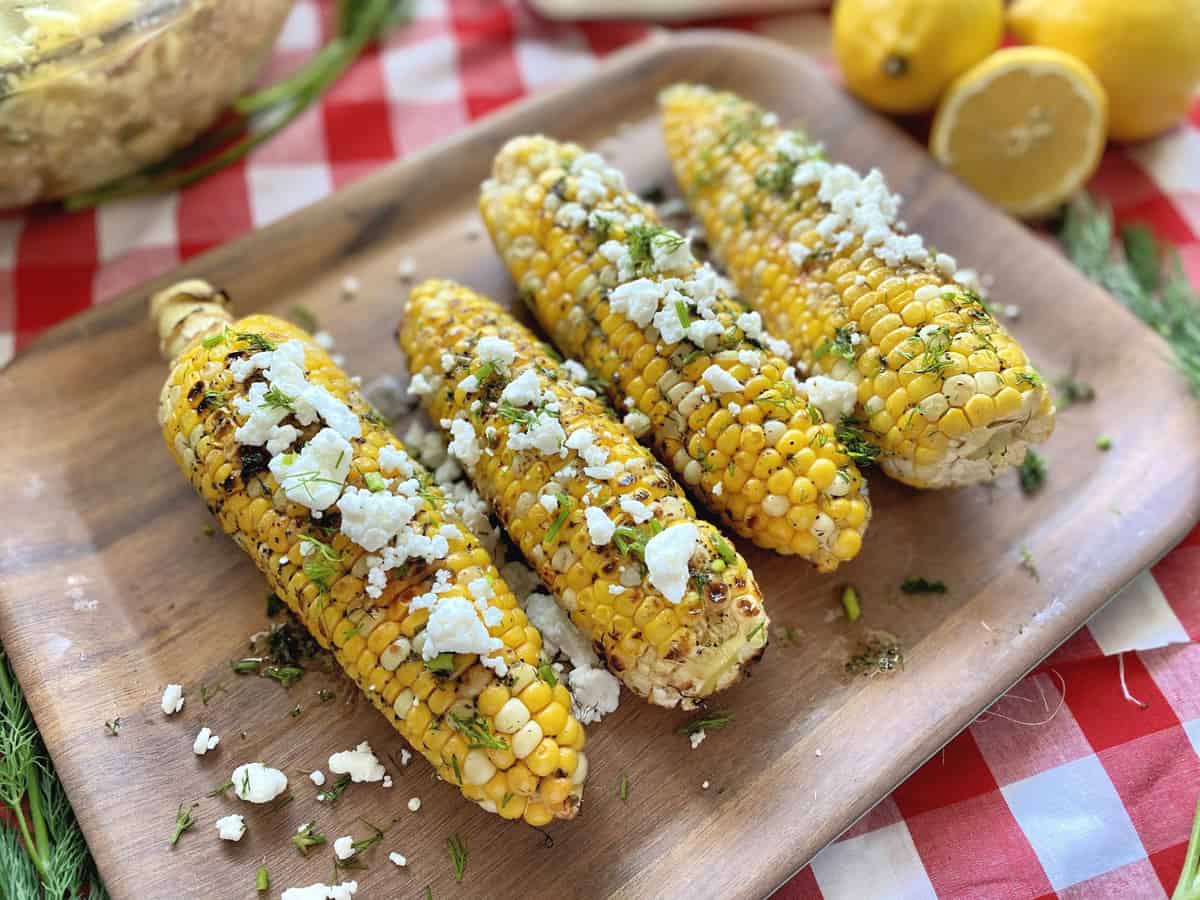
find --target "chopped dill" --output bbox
[674,710,733,736]
[900,577,946,594]
[1018,449,1047,495]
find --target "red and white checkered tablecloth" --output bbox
[3,2,1199,897]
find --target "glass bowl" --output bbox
[0,0,296,207]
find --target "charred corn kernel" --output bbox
[660,84,1056,488]
[156,288,585,824]
[478,138,871,570]
[401,281,770,707]
[513,721,544,760]
[526,738,561,777]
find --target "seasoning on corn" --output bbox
[400,279,770,708]
[479,136,872,568]
[152,279,586,825]
[659,83,1055,489]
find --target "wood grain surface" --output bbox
[2,31,1198,900]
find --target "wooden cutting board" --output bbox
[1,31,1197,900]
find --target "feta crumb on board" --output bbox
[341,276,360,297]
[333,835,356,860]
[280,882,359,900]
[690,729,707,750]
[215,814,245,841]
[389,852,407,867]
[192,727,219,755]
[407,797,421,812]
[568,666,621,725]
[161,684,184,716]
[232,762,288,803]
[382,775,393,789]
[309,770,326,787]
[328,741,386,783]
[399,749,412,767]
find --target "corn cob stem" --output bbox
[660,84,1055,489]
[401,279,769,708]
[480,135,871,569]
[151,280,586,824]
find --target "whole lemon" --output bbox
[833,0,1004,115]
[1009,0,1200,142]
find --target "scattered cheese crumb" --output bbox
[161,684,184,716]
[333,835,355,860]
[216,814,245,842]
[702,780,710,790]
[382,775,393,789]
[396,257,417,282]
[568,666,621,725]
[701,365,742,394]
[389,852,407,867]
[584,507,616,546]
[800,375,858,425]
[407,797,421,812]
[232,763,288,803]
[341,276,360,297]
[400,749,412,767]
[690,729,707,750]
[619,497,653,523]
[623,410,651,436]
[280,881,359,900]
[309,770,326,787]
[192,726,219,755]
[328,742,386,784]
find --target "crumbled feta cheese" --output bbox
[500,369,542,407]
[233,341,361,443]
[690,729,707,749]
[573,385,597,399]
[328,741,386,784]
[378,446,414,478]
[568,666,621,725]
[563,360,589,383]
[507,414,565,455]
[409,371,440,396]
[458,374,479,393]
[608,584,626,595]
[192,727,219,755]
[333,835,355,860]
[800,376,858,425]
[216,814,245,842]
[644,522,698,604]
[539,493,558,513]
[337,486,418,552]
[702,780,710,790]
[313,330,335,350]
[422,596,506,674]
[787,241,811,267]
[269,428,353,511]
[619,497,653,523]
[161,684,184,715]
[554,202,588,229]
[651,232,693,274]
[653,300,688,345]
[524,593,598,669]
[310,770,326,787]
[622,410,651,436]
[609,278,663,328]
[382,775,393,788]
[341,276,360,297]
[447,418,481,469]
[389,852,407,867]
[400,749,412,766]
[475,336,516,368]
[584,507,615,546]
[686,318,724,346]
[280,881,359,900]
[408,797,421,812]
[713,482,724,496]
[702,365,743,394]
[737,349,762,369]
[232,763,288,803]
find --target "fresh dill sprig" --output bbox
[318,774,351,805]
[618,773,630,802]
[841,586,862,622]
[292,822,327,856]
[425,652,455,675]
[103,717,121,736]
[835,419,882,466]
[235,332,276,353]
[626,223,685,273]
[537,658,558,688]
[447,834,468,883]
[260,385,295,411]
[674,710,734,736]
[1060,194,1200,396]
[1018,449,1047,496]
[449,755,463,786]
[845,639,904,677]
[814,325,860,362]
[300,535,343,593]
[543,492,574,545]
[612,521,664,560]
[170,803,197,847]
[900,577,947,594]
[449,713,508,751]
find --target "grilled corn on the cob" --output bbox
[480,136,871,569]
[660,84,1055,488]
[400,279,769,708]
[153,280,586,825]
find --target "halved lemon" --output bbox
[930,46,1107,220]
